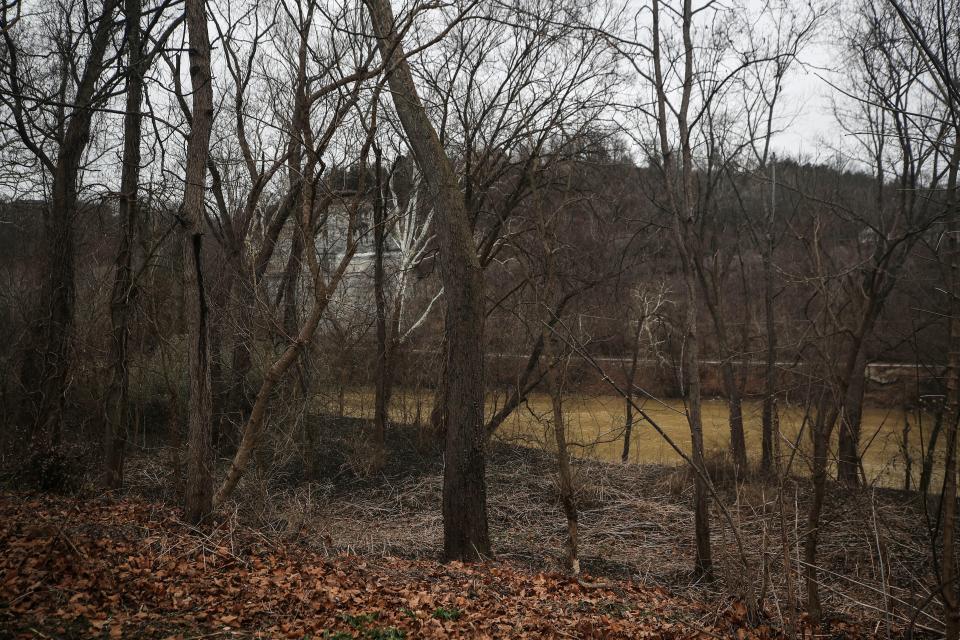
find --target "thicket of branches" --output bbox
[0,0,958,635]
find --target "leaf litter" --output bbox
[0,492,870,638]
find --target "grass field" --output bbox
[326,387,935,488]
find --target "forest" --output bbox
[0,0,958,637]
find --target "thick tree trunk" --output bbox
[102,0,144,489]
[20,175,77,447]
[16,0,117,445]
[837,350,867,485]
[719,357,747,470]
[181,0,215,525]
[367,0,490,561]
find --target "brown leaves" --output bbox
[0,493,869,639]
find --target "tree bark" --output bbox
[372,150,390,461]
[544,329,578,575]
[939,135,960,640]
[366,0,491,561]
[14,0,117,445]
[804,392,835,627]
[760,208,777,473]
[719,356,747,470]
[837,349,867,485]
[697,267,748,470]
[651,0,712,579]
[103,0,144,488]
[622,318,642,463]
[213,173,358,506]
[181,0,215,525]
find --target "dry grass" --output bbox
[358,454,938,635]
[15,415,939,637]
[330,387,934,490]
[119,414,946,637]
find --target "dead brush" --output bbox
[656,449,768,498]
[342,428,388,477]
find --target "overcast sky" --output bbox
[747,0,847,163]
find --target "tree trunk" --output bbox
[211,259,250,449]
[226,177,302,426]
[276,223,305,336]
[227,293,254,421]
[367,0,490,561]
[208,283,226,447]
[102,0,144,489]
[761,160,778,474]
[544,329,578,575]
[677,227,714,578]
[213,171,357,505]
[372,151,390,462]
[698,269,747,471]
[760,278,777,473]
[622,318,642,463]
[837,349,867,485]
[901,409,912,492]
[940,136,960,640]
[942,408,959,639]
[719,357,747,470]
[20,183,76,447]
[651,0,712,578]
[683,268,713,579]
[181,0,215,525]
[804,393,834,627]
[920,401,944,496]
[16,0,117,445]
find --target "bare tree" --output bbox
[102,0,147,489]
[648,0,714,578]
[212,0,382,501]
[181,0,215,525]
[885,0,960,633]
[366,0,491,560]
[621,285,667,464]
[831,0,947,487]
[0,0,122,443]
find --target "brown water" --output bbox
[328,388,938,488]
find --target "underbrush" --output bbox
[22,414,945,637]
